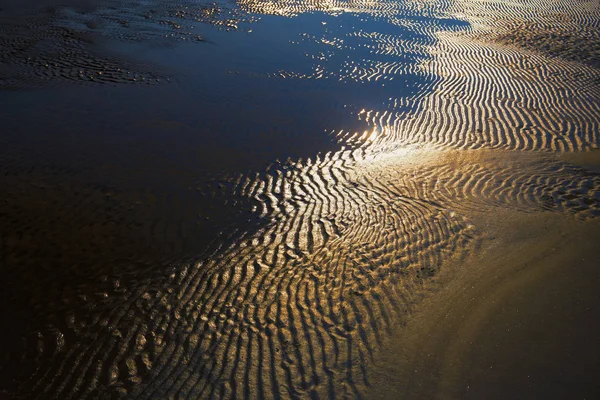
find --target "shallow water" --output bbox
[0,0,599,398]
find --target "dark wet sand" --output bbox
[369,208,600,399]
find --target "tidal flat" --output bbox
[0,0,599,398]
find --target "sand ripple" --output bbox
[0,0,253,89]
[1,0,599,398]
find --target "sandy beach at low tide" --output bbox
[1,0,599,398]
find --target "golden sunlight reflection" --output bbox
[1,0,599,398]
[238,0,387,16]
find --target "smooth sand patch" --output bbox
[368,209,600,399]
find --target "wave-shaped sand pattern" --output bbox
[3,149,479,399]
[239,0,600,153]
[0,14,165,90]
[0,148,268,398]
[6,145,600,398]
[341,32,600,152]
[365,149,600,220]
[2,0,600,398]
[460,0,600,68]
[53,0,256,40]
[237,0,458,19]
[0,0,254,90]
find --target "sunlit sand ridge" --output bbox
[0,0,599,398]
[239,0,600,152]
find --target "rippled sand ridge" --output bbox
[0,0,599,398]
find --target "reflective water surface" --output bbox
[0,0,599,398]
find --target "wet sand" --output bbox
[1,0,599,398]
[368,206,600,400]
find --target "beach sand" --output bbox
[0,0,599,398]
[368,206,600,399]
